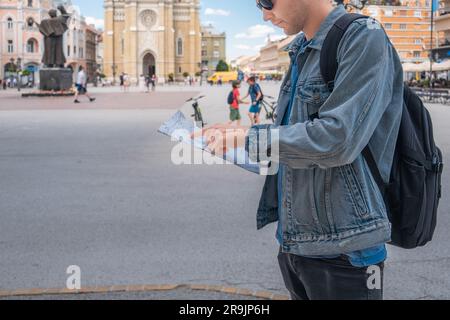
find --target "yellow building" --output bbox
[433,0,450,60]
[358,0,438,63]
[103,0,201,84]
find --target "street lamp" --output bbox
[111,64,117,85]
[16,57,22,92]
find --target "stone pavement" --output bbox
[0,83,449,300]
[0,91,199,111]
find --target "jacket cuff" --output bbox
[245,124,272,163]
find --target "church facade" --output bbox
[103,0,201,84]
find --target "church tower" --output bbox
[103,0,201,84]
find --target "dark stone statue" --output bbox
[32,5,70,68]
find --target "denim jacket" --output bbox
[246,6,404,256]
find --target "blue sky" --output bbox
[72,0,286,61]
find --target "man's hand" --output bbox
[191,124,249,156]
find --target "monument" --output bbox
[32,5,73,91]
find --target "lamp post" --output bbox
[112,64,117,85]
[429,0,438,100]
[112,0,116,86]
[16,57,22,92]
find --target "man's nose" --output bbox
[262,8,272,22]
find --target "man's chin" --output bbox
[282,26,301,36]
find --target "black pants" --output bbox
[278,248,384,300]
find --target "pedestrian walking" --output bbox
[242,76,263,125]
[119,73,125,91]
[74,66,95,103]
[145,74,151,92]
[227,81,248,126]
[123,73,130,92]
[139,74,147,92]
[151,74,157,91]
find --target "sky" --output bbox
[71,0,287,61]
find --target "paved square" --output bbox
[0,84,449,299]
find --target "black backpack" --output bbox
[321,13,444,249]
[227,91,235,105]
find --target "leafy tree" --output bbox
[216,60,229,72]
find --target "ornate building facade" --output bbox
[0,0,52,83]
[103,0,201,83]
[1,0,100,84]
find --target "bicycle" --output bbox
[259,95,277,122]
[186,95,206,127]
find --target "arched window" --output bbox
[26,38,38,53]
[177,38,183,56]
[7,18,13,29]
[28,0,33,7]
[7,40,14,53]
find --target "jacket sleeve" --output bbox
[246,21,403,169]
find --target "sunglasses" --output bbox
[256,0,274,11]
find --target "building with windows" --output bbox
[85,24,100,82]
[1,0,101,84]
[200,24,226,76]
[0,0,52,83]
[258,35,295,73]
[432,0,450,61]
[64,4,101,82]
[358,0,438,63]
[103,0,202,84]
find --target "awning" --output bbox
[402,60,450,72]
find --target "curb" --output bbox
[0,284,289,300]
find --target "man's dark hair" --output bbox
[247,76,256,83]
[232,80,240,89]
[78,66,83,71]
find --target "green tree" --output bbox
[216,60,229,72]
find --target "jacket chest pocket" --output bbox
[298,80,330,122]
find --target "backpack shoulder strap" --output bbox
[320,13,367,90]
[321,13,388,187]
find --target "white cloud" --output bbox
[235,24,275,39]
[235,44,252,50]
[205,8,231,16]
[234,44,266,52]
[85,16,104,30]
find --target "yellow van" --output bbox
[207,71,238,84]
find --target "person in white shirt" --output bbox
[74,66,95,103]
